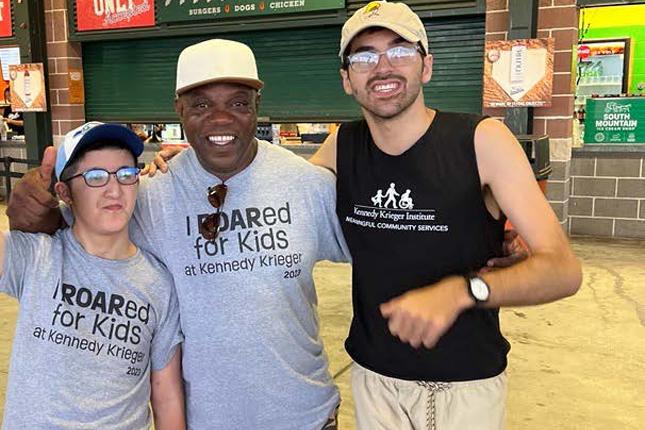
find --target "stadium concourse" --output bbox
[0,204,643,429]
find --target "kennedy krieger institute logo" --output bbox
[345,182,449,233]
[371,182,414,209]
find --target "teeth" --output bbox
[208,135,235,145]
[374,83,398,92]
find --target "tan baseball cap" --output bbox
[339,1,428,57]
[175,39,264,95]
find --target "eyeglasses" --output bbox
[66,167,140,188]
[200,183,228,241]
[346,45,424,73]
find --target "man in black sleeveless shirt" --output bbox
[311,1,582,429]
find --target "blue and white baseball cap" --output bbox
[55,122,144,181]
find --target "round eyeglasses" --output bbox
[65,167,141,188]
[346,45,424,73]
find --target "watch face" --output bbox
[471,277,490,301]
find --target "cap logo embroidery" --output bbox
[73,125,90,140]
[364,1,381,17]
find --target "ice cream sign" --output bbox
[76,0,155,31]
[483,39,555,108]
[584,97,645,145]
[9,63,47,113]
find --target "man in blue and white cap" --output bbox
[0,122,185,429]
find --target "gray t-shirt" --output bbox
[131,140,349,430]
[0,228,182,430]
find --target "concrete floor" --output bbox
[0,204,643,429]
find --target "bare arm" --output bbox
[309,130,338,173]
[472,118,581,306]
[5,117,23,128]
[380,119,581,349]
[6,146,62,234]
[151,347,185,430]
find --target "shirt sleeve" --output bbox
[0,231,48,300]
[312,167,352,264]
[129,179,163,259]
[149,273,183,371]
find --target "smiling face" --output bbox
[341,28,433,121]
[175,82,259,180]
[55,147,138,238]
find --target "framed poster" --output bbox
[9,63,48,112]
[76,0,155,31]
[483,38,555,108]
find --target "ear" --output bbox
[421,54,433,84]
[174,96,184,118]
[54,181,73,206]
[254,90,261,111]
[340,69,353,96]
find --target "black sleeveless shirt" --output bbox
[336,111,510,382]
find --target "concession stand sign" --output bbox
[584,97,645,145]
[0,0,13,38]
[157,0,345,23]
[76,0,156,31]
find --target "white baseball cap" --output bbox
[175,39,264,95]
[339,1,428,57]
[55,122,143,181]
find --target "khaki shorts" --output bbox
[352,363,507,430]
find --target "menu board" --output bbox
[157,0,345,23]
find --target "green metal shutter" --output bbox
[83,26,355,122]
[82,15,484,122]
[423,16,485,114]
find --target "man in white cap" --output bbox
[310,1,582,429]
[6,40,347,429]
[0,122,184,429]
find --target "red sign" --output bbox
[76,0,155,31]
[0,0,13,38]
[578,45,590,60]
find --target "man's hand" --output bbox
[141,145,185,177]
[483,229,529,272]
[6,146,62,234]
[379,276,474,349]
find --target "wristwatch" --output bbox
[464,275,490,305]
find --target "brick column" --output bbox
[484,0,578,230]
[45,0,85,146]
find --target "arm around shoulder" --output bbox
[7,147,63,234]
[474,118,582,307]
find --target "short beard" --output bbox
[350,69,424,122]
[357,84,421,122]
